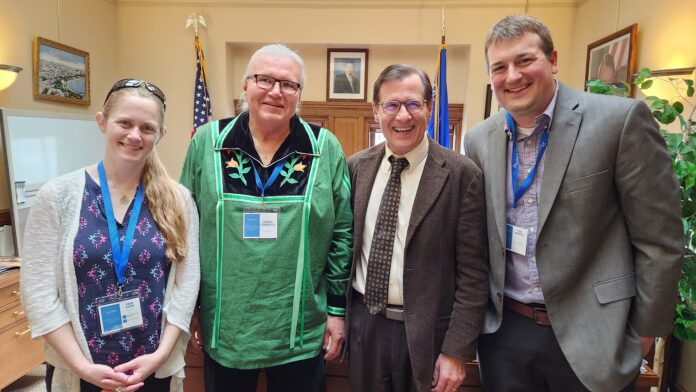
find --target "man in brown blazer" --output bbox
[346,64,488,392]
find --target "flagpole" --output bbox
[441,7,446,45]
[187,13,212,137]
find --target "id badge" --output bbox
[96,290,144,336]
[506,224,529,256]
[243,207,279,240]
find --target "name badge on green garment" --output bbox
[243,207,280,240]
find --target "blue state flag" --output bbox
[427,44,449,148]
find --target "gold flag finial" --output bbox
[185,13,207,39]
[441,7,446,44]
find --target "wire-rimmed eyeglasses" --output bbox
[249,74,302,95]
[377,99,428,115]
[104,79,167,110]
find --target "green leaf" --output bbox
[634,76,645,86]
[641,80,654,89]
[686,176,696,191]
[284,161,292,169]
[674,101,685,114]
[639,67,652,78]
[687,329,696,341]
[241,167,250,174]
[688,85,695,97]
[286,178,298,184]
[229,173,240,179]
[650,100,666,110]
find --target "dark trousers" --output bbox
[348,299,416,392]
[203,351,326,392]
[477,308,637,392]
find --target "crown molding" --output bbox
[115,0,579,8]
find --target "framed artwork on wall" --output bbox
[585,24,638,96]
[484,84,501,119]
[327,48,368,102]
[33,36,90,105]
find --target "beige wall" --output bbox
[571,1,696,390]
[0,0,117,209]
[114,1,576,178]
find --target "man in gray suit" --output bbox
[347,64,488,392]
[464,15,683,391]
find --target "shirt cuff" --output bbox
[327,293,346,317]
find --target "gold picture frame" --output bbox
[33,36,91,105]
[585,24,637,97]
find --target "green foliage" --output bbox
[587,68,696,341]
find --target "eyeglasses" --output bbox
[378,99,428,115]
[249,74,302,95]
[104,79,167,110]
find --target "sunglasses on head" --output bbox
[104,78,167,110]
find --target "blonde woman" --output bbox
[20,79,200,392]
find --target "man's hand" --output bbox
[323,315,345,361]
[188,307,203,354]
[431,353,466,392]
[640,336,655,357]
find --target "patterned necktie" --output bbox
[365,156,409,314]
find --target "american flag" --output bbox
[192,37,212,137]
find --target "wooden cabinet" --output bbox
[0,269,45,389]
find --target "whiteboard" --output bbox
[0,108,105,256]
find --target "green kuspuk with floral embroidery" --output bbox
[180,113,352,369]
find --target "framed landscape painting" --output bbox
[33,37,90,105]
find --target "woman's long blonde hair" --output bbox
[103,85,188,262]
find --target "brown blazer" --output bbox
[346,139,489,391]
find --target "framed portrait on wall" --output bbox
[327,49,368,102]
[585,24,637,96]
[33,36,91,105]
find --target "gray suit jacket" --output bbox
[464,82,683,391]
[346,139,489,392]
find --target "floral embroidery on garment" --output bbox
[280,154,305,186]
[227,150,251,185]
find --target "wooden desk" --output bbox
[0,269,45,389]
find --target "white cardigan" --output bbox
[20,169,200,392]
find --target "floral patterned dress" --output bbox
[73,172,170,366]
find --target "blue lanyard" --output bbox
[506,112,550,209]
[251,159,286,197]
[97,161,145,287]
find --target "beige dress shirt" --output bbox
[352,136,429,305]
